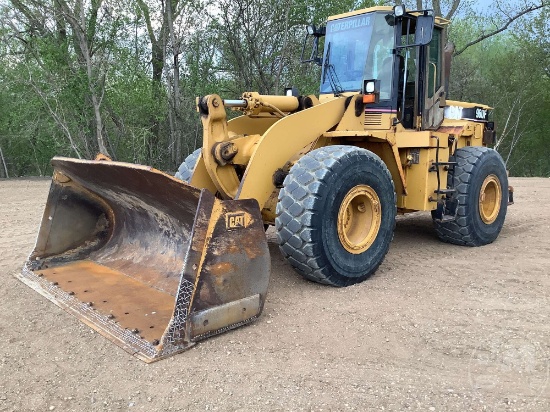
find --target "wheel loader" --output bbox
[18,5,508,362]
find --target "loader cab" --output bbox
[395,9,446,130]
[309,6,447,130]
[318,11,397,100]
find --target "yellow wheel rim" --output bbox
[337,185,382,254]
[479,174,502,224]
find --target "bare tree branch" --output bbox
[28,76,83,159]
[454,3,547,56]
[432,0,442,17]
[445,0,461,20]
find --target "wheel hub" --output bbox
[337,185,381,254]
[479,174,502,224]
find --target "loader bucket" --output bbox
[18,157,270,362]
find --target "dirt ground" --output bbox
[0,177,548,411]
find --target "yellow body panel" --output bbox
[446,100,492,110]
[227,113,279,136]
[401,146,450,211]
[327,6,393,21]
[335,95,367,131]
[395,131,442,148]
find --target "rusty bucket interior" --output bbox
[18,157,270,362]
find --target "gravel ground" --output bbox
[0,177,548,411]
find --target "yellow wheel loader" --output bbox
[19,5,508,362]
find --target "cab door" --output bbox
[422,27,445,130]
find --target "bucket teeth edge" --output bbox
[16,263,185,362]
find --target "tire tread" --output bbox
[174,148,201,182]
[434,147,507,246]
[276,145,396,286]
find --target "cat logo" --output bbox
[226,212,247,230]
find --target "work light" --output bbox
[365,81,375,93]
[393,5,405,17]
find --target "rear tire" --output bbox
[174,148,201,183]
[434,147,508,246]
[275,146,396,287]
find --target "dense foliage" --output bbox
[0,0,548,177]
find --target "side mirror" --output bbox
[415,15,434,46]
[396,13,436,50]
[301,24,326,65]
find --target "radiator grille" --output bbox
[364,112,382,127]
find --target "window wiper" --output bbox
[323,42,344,96]
[322,42,332,83]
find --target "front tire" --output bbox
[174,148,201,183]
[275,146,396,287]
[434,147,508,246]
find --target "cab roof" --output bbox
[327,6,450,27]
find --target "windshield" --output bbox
[320,12,395,99]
